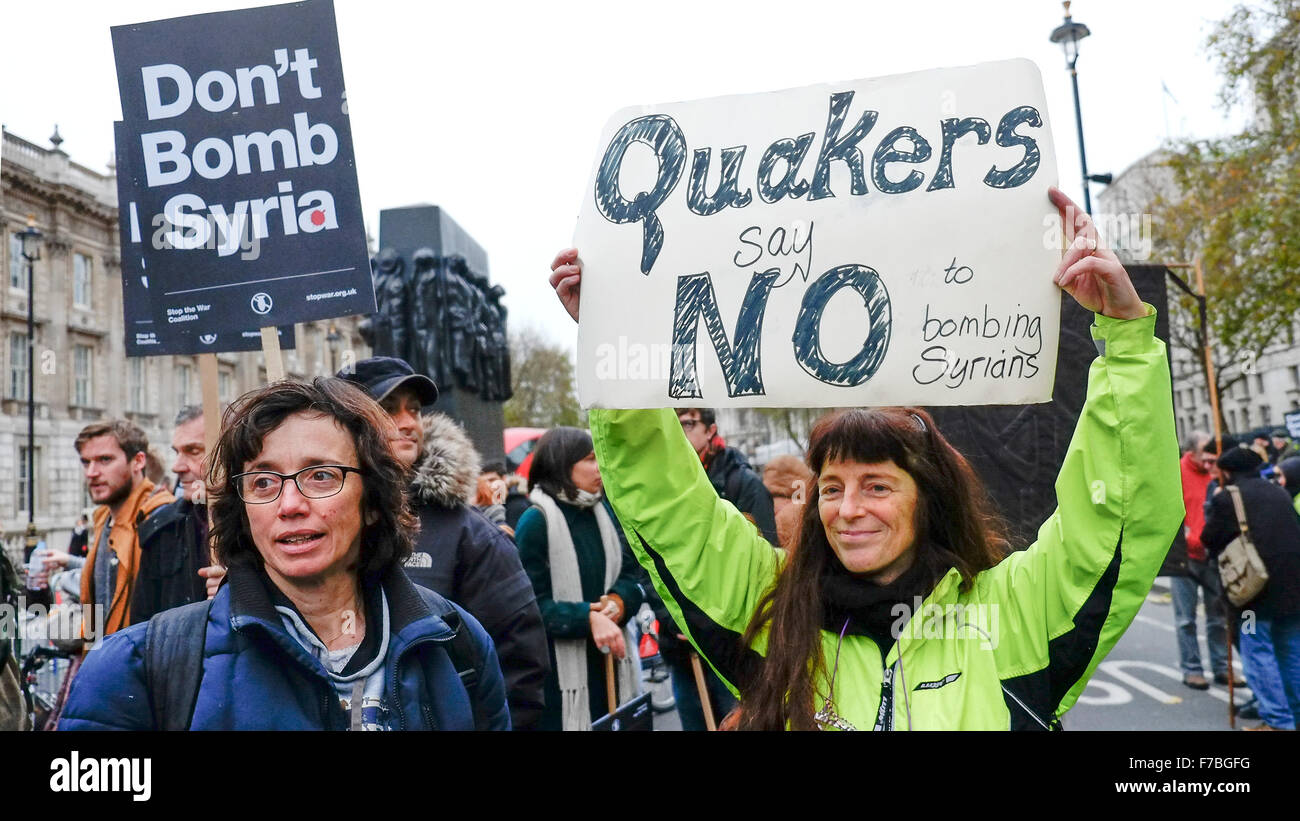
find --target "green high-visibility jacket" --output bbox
[590,308,1182,730]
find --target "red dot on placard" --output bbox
[311,210,325,226]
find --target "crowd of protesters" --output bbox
[3,186,1297,731]
[1174,425,1300,730]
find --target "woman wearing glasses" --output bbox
[60,379,509,730]
[548,188,1184,730]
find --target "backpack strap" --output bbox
[417,590,489,726]
[144,598,213,731]
[423,595,482,693]
[1225,485,1251,539]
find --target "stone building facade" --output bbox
[0,127,370,563]
[1097,150,1300,446]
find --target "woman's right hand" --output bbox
[549,247,582,323]
[588,610,626,659]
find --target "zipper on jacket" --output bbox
[389,635,446,731]
[873,660,897,731]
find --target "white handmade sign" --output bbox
[574,59,1061,409]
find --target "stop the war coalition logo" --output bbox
[111,0,375,332]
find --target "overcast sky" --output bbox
[2,0,1250,350]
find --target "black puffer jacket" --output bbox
[705,446,777,545]
[129,496,209,625]
[405,413,549,730]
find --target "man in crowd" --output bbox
[1173,432,1241,690]
[677,407,777,544]
[340,356,549,730]
[652,407,777,729]
[46,421,189,638]
[1202,446,1300,730]
[1270,429,1298,463]
[160,405,228,600]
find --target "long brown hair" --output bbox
[207,378,416,579]
[738,407,1009,730]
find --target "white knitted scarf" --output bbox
[529,487,639,730]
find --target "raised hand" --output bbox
[549,247,581,323]
[1049,187,1146,321]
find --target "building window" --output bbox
[218,369,233,404]
[1255,374,1265,395]
[1260,406,1271,426]
[73,344,93,406]
[73,253,93,309]
[128,358,145,412]
[9,233,26,290]
[17,445,40,516]
[8,332,27,400]
[1228,409,1238,431]
[177,363,193,409]
[1291,364,1300,388]
[1241,407,1252,428]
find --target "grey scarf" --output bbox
[529,487,639,730]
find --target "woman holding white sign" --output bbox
[548,187,1182,730]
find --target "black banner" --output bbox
[928,265,1173,548]
[111,0,375,334]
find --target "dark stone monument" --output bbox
[368,205,509,464]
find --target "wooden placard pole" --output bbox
[605,653,617,715]
[260,326,285,382]
[690,653,717,731]
[197,352,221,565]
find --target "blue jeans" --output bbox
[1170,559,1229,677]
[1238,611,1300,730]
[669,656,737,731]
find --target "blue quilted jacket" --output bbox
[58,563,510,731]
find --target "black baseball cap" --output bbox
[338,356,438,407]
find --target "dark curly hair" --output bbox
[207,378,416,578]
[738,406,1009,730]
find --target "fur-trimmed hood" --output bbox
[410,413,482,508]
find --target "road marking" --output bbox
[1097,661,1182,704]
[1077,678,1133,706]
[1134,613,1174,633]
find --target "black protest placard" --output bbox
[114,122,295,356]
[111,0,375,334]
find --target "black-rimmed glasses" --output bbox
[232,465,364,504]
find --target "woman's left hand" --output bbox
[1048,187,1146,321]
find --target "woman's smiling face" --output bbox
[817,458,919,584]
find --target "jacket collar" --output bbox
[410,412,481,507]
[226,560,457,647]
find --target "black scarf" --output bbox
[821,554,942,655]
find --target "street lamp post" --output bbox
[17,216,43,552]
[326,322,342,373]
[1049,1,1111,216]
